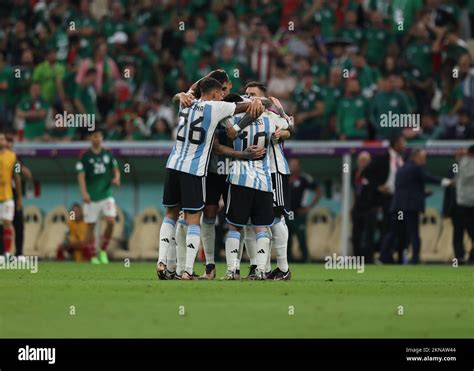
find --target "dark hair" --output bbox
[199,77,223,95]
[223,93,243,103]
[208,70,230,85]
[86,67,97,76]
[389,133,404,148]
[244,81,267,93]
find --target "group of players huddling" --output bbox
[156,70,293,281]
[0,69,293,281]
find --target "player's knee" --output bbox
[203,205,218,219]
[165,207,179,221]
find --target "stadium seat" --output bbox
[118,207,162,260]
[22,206,44,256]
[332,214,352,256]
[100,206,126,259]
[419,208,443,262]
[36,206,69,259]
[305,207,334,261]
[435,218,455,263]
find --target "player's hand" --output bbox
[243,145,265,160]
[273,127,281,140]
[377,185,390,194]
[112,177,121,186]
[16,198,23,210]
[269,96,283,111]
[179,92,195,107]
[247,99,264,117]
[82,193,91,204]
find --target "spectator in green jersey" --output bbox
[337,79,369,140]
[16,82,50,141]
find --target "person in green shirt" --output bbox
[320,66,343,124]
[402,26,433,81]
[391,0,423,34]
[337,10,365,48]
[32,48,66,107]
[47,16,69,63]
[0,51,15,128]
[76,130,120,264]
[15,82,49,141]
[74,0,98,58]
[303,0,336,38]
[364,11,394,66]
[337,79,369,140]
[74,67,99,139]
[180,29,203,82]
[101,2,135,44]
[371,76,411,139]
[293,71,325,140]
[352,53,381,99]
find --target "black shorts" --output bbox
[272,172,290,214]
[205,171,229,206]
[163,169,205,212]
[226,184,274,227]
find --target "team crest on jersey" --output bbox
[89,158,94,163]
[103,155,110,164]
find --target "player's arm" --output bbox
[269,97,294,137]
[76,160,90,203]
[111,156,120,186]
[172,91,195,107]
[212,134,265,160]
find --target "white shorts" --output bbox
[0,199,15,221]
[84,197,117,224]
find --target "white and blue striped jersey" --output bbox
[227,111,277,193]
[269,116,291,175]
[166,99,236,176]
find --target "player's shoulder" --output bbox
[79,148,91,160]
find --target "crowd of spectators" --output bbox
[1,0,474,142]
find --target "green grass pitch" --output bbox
[1,262,473,338]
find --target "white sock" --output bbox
[166,237,177,272]
[158,217,176,265]
[175,220,187,275]
[201,217,216,265]
[184,224,201,274]
[271,217,289,272]
[244,226,257,266]
[226,230,241,272]
[255,230,270,272]
[266,245,272,273]
[235,233,245,271]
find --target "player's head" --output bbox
[195,70,231,98]
[223,93,243,103]
[46,47,57,64]
[410,148,427,166]
[71,202,83,220]
[4,130,15,150]
[245,81,267,98]
[30,81,41,98]
[289,158,301,174]
[389,133,406,154]
[209,70,232,96]
[357,151,371,170]
[199,77,224,101]
[0,132,7,150]
[89,129,104,148]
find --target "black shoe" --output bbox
[199,264,216,280]
[272,267,292,281]
[266,269,275,279]
[164,270,176,280]
[245,265,257,280]
[235,269,241,280]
